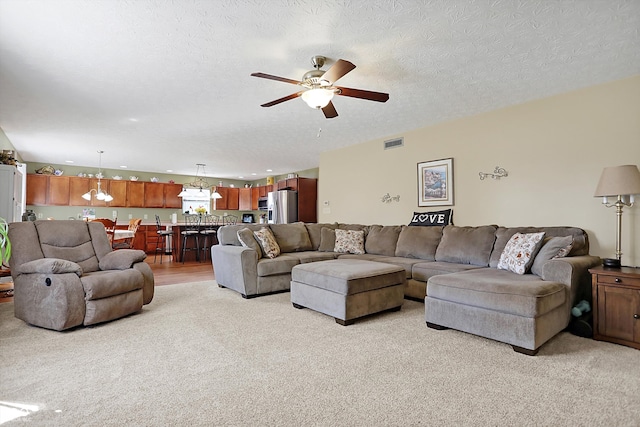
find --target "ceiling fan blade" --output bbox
[320,59,356,84]
[322,101,338,119]
[335,86,389,103]
[260,91,304,107]
[251,72,301,85]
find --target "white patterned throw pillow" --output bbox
[334,229,365,255]
[497,232,546,275]
[253,227,280,259]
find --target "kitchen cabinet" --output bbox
[69,177,90,206]
[213,187,240,211]
[108,180,127,206]
[164,183,182,209]
[590,266,640,350]
[228,187,239,210]
[48,176,70,205]
[251,187,260,210]
[26,174,70,206]
[239,188,252,211]
[144,182,164,208]
[127,181,145,207]
[26,174,48,206]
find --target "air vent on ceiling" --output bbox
[383,137,404,150]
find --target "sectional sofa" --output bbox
[212,222,601,354]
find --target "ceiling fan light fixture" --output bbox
[301,88,334,109]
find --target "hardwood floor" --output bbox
[0,257,216,304]
[147,257,215,286]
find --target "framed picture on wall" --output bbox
[417,158,454,206]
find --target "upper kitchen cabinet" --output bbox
[25,174,48,206]
[126,181,145,207]
[26,174,70,206]
[108,180,127,206]
[164,183,183,209]
[144,182,165,208]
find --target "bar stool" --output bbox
[181,214,201,263]
[153,215,173,264]
[199,214,220,261]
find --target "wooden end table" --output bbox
[589,265,640,350]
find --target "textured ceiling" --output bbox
[0,0,639,179]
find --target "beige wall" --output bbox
[319,75,640,267]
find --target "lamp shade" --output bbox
[301,88,334,109]
[594,165,640,197]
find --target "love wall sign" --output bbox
[408,209,453,226]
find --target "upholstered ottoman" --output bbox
[290,259,406,325]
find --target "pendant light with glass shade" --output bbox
[82,150,113,202]
[177,163,222,199]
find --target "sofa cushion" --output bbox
[270,223,312,253]
[256,255,300,277]
[237,228,263,258]
[318,227,336,252]
[253,227,281,259]
[287,251,337,264]
[334,229,365,255]
[35,220,100,273]
[81,269,143,301]
[497,232,546,275]
[426,268,566,318]
[395,225,443,260]
[218,224,265,246]
[365,225,402,256]
[412,261,484,282]
[530,236,573,277]
[435,225,497,266]
[489,226,589,268]
[305,223,338,250]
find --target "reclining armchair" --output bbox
[8,220,154,331]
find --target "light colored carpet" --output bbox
[1,281,639,426]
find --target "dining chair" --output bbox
[112,218,142,249]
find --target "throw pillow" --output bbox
[237,228,263,258]
[497,232,546,275]
[253,227,280,259]
[408,209,452,226]
[318,227,336,252]
[530,236,573,277]
[334,229,365,255]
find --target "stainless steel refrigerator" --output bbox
[267,190,298,224]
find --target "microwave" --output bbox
[258,198,268,211]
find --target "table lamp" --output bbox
[593,164,640,268]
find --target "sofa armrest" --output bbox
[212,245,259,296]
[541,255,601,304]
[17,258,83,277]
[99,249,147,271]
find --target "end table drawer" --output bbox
[598,275,640,287]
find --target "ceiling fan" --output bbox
[251,55,389,119]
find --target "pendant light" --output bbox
[82,150,113,202]
[177,163,222,199]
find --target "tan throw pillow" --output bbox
[497,232,545,275]
[237,228,263,258]
[334,229,365,255]
[530,236,573,277]
[253,227,280,259]
[318,227,336,252]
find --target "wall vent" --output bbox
[384,137,404,150]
